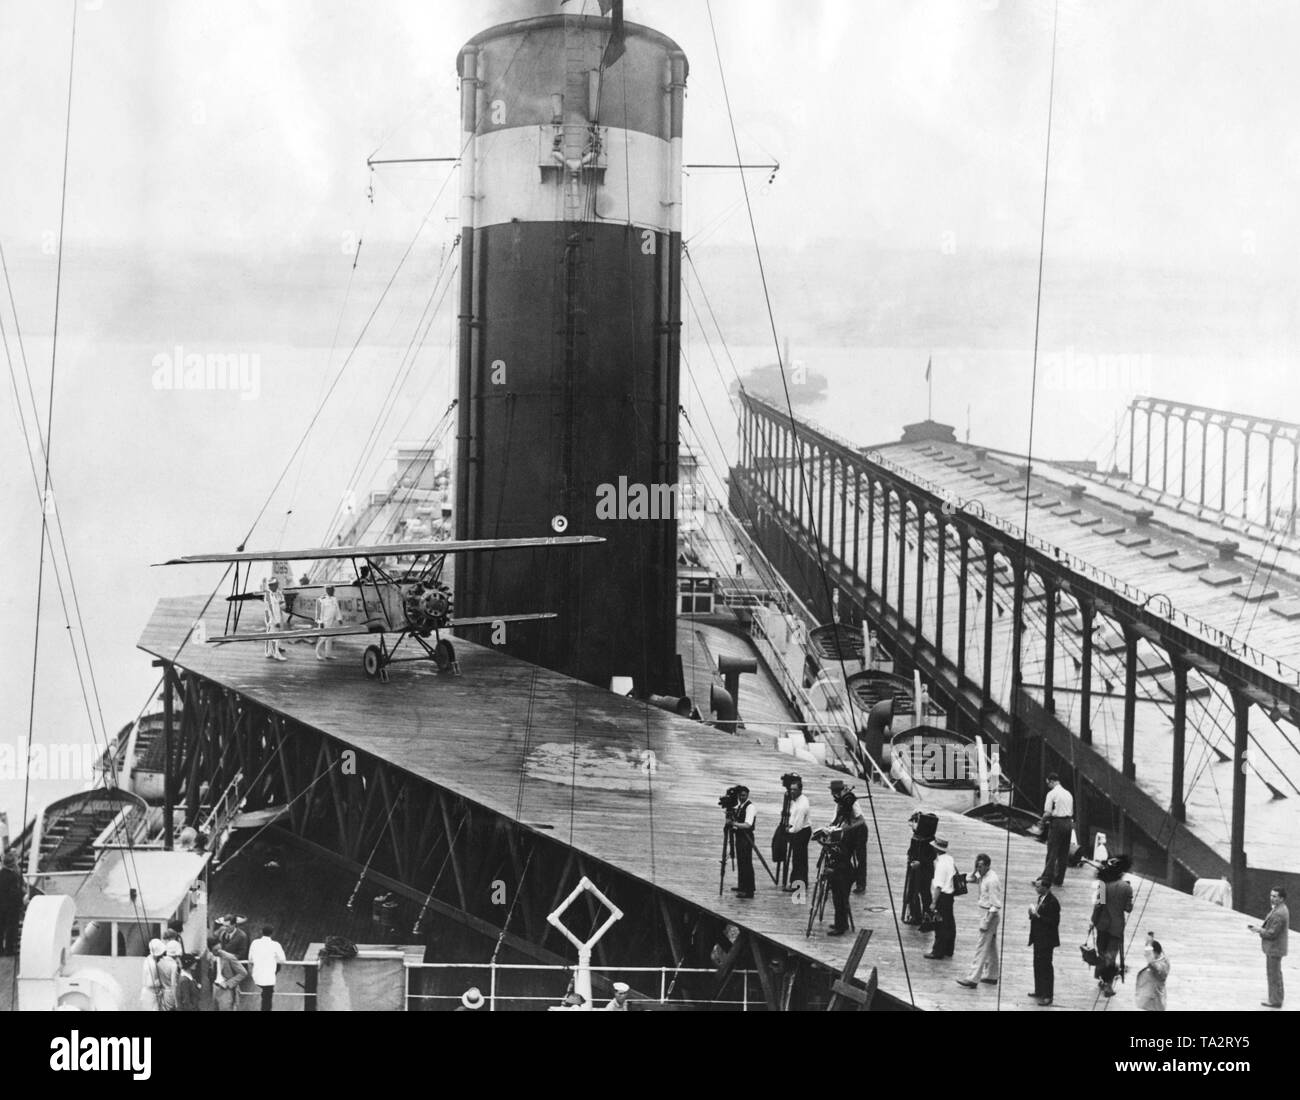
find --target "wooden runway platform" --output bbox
[140,596,1295,1011]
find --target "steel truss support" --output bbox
[158,664,840,1010]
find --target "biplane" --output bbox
[157,535,603,681]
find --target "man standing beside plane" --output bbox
[315,585,343,661]
[263,578,287,661]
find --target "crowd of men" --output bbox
[139,914,287,1012]
[724,771,1290,1010]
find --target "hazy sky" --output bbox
[4,0,1300,267]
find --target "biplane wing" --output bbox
[207,612,558,646]
[156,535,602,566]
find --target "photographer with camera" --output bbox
[778,774,811,892]
[812,779,867,936]
[725,785,757,899]
[903,811,937,924]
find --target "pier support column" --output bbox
[162,661,175,851]
[817,447,826,539]
[865,477,875,595]
[981,542,995,715]
[914,506,927,646]
[956,531,969,685]
[825,454,834,553]
[1229,687,1252,905]
[840,460,849,564]
[1180,412,1189,499]
[1079,599,1095,746]
[1043,577,1056,714]
[896,496,907,623]
[1122,625,1138,781]
[880,490,891,617]
[934,516,946,663]
[1010,558,1026,735]
[852,468,861,580]
[1170,656,1188,824]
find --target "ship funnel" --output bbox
[710,684,738,733]
[647,694,693,717]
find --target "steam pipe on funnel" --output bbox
[717,655,757,711]
[710,684,738,733]
[859,698,894,773]
[647,694,693,717]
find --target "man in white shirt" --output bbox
[926,838,959,959]
[248,925,287,1011]
[956,853,1002,988]
[783,776,812,892]
[262,579,287,661]
[1040,773,1075,886]
[315,586,343,661]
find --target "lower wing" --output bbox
[207,612,556,645]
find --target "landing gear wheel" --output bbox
[363,645,383,679]
[433,639,456,673]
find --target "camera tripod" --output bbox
[774,788,792,890]
[806,844,855,938]
[718,817,779,896]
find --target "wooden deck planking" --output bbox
[139,596,1295,1011]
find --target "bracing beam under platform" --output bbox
[160,665,848,1010]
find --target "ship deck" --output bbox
[139,595,1296,1011]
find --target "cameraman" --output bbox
[728,785,757,899]
[819,780,867,936]
[784,776,812,891]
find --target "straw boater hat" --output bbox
[460,987,484,1010]
[931,837,950,852]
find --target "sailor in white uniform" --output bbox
[315,586,343,660]
[263,578,287,661]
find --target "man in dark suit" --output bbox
[1027,876,1060,1006]
[1249,886,1289,1008]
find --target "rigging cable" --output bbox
[10,0,157,986]
[996,0,1058,1011]
[704,0,914,1004]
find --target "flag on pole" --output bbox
[924,356,932,382]
[600,0,626,68]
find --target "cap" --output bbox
[829,779,847,793]
[460,987,485,1009]
[612,982,630,994]
[148,939,165,957]
[931,837,949,852]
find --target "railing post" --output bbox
[489,961,497,1011]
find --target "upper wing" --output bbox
[157,535,604,566]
